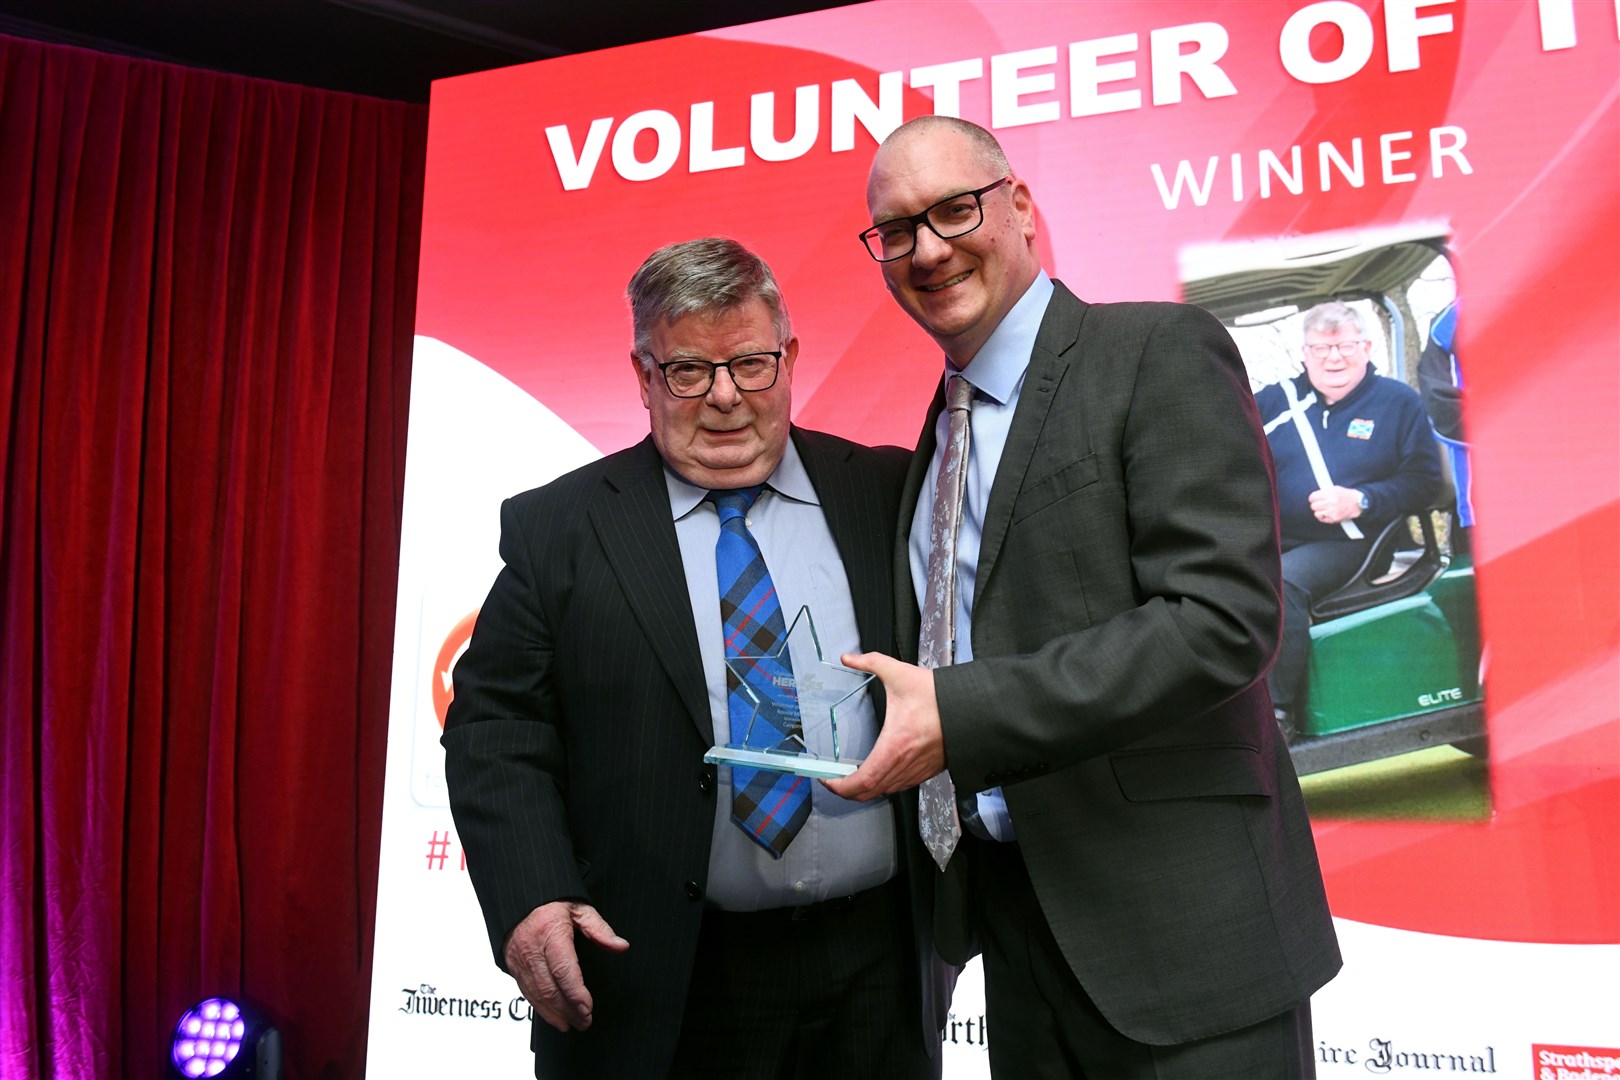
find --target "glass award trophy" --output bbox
[704,605,874,780]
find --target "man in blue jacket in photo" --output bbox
[1256,301,1446,736]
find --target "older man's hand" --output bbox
[823,651,947,801]
[504,901,629,1032]
[1309,485,1364,524]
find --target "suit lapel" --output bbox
[975,284,1087,592]
[589,438,711,743]
[794,429,888,655]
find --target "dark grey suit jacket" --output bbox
[899,283,1342,1045]
[443,428,937,1077]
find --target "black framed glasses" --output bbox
[650,351,783,398]
[858,176,1012,262]
[1304,341,1368,359]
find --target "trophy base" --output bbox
[704,745,858,779]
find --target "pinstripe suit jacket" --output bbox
[901,284,1342,1045]
[443,428,933,1078]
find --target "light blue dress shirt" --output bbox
[908,271,1054,842]
[670,437,896,910]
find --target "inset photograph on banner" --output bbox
[1183,224,1486,821]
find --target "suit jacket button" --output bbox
[698,766,715,793]
[684,881,703,901]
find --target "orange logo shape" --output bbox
[432,610,480,729]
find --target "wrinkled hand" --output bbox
[504,901,628,1032]
[1308,485,1363,524]
[823,652,946,802]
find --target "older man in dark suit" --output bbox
[444,237,942,1078]
[830,117,1341,1078]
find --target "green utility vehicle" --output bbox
[1180,225,1486,776]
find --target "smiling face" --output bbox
[634,297,797,489]
[866,126,1040,367]
[1301,324,1372,405]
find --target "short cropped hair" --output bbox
[1300,300,1364,339]
[880,115,1010,177]
[626,237,790,361]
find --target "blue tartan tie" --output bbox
[712,486,809,858]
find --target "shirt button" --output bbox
[684,881,703,901]
[793,880,806,893]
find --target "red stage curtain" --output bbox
[0,34,425,1080]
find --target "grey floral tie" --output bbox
[917,374,973,870]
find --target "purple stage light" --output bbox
[171,999,241,1076]
[168,997,281,1079]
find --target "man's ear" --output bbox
[1011,176,1037,243]
[631,352,653,410]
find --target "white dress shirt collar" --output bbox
[663,432,818,520]
[952,271,1054,403]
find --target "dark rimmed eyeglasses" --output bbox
[647,351,783,398]
[1304,341,1369,360]
[858,176,1012,262]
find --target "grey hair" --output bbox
[880,115,1010,176]
[626,237,790,361]
[1301,300,1364,338]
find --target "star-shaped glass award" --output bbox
[704,605,875,779]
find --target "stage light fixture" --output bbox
[167,997,282,1079]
